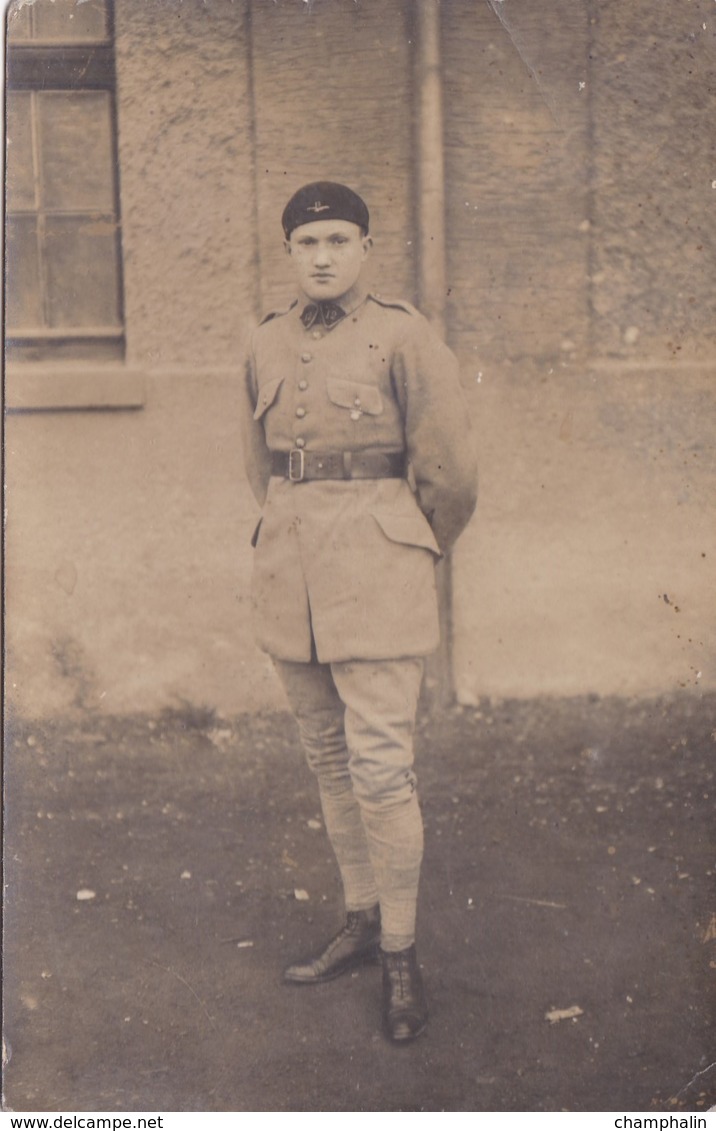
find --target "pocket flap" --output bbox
[326,378,383,415]
[253,376,284,420]
[371,510,442,557]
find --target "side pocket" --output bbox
[253,376,284,421]
[370,510,442,558]
[250,518,263,548]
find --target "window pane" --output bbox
[6,93,37,211]
[6,1,32,41]
[33,0,109,42]
[38,92,115,212]
[44,215,121,327]
[5,216,43,328]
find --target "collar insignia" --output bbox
[301,301,346,329]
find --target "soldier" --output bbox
[240,181,477,1043]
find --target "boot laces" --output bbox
[386,950,413,996]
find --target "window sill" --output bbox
[5,364,146,412]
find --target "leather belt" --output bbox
[271,449,406,483]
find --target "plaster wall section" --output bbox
[5,374,277,719]
[453,365,716,701]
[114,0,257,367]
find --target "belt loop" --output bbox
[342,451,353,479]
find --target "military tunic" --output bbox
[241,286,477,664]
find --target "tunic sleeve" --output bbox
[240,338,274,507]
[391,314,478,552]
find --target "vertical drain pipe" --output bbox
[415,0,453,705]
[416,0,447,336]
[245,0,263,323]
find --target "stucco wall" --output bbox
[5,0,715,721]
[113,0,257,365]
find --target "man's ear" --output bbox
[284,239,292,256]
[362,235,373,259]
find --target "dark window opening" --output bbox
[5,0,125,363]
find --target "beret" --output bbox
[282,181,370,239]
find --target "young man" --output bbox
[240,182,477,1043]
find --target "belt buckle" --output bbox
[288,448,305,482]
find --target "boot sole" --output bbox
[385,1016,428,1043]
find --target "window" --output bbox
[6,0,124,363]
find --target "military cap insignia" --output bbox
[306,201,330,214]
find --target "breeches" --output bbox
[273,656,425,951]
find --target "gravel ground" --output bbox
[2,693,715,1112]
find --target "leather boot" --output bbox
[283,905,381,984]
[381,945,427,1042]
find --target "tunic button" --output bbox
[301,353,312,363]
[296,407,306,418]
[311,330,322,340]
[295,437,305,448]
[350,410,361,421]
[354,397,361,407]
[298,380,308,391]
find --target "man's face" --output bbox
[286,219,372,302]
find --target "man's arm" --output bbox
[240,342,274,507]
[392,314,478,552]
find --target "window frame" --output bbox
[4,1,142,411]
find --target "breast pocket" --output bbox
[253,376,285,420]
[326,378,383,418]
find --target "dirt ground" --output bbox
[2,694,715,1113]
